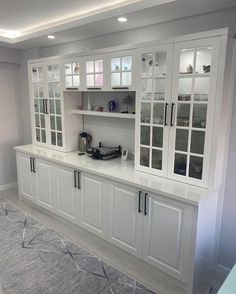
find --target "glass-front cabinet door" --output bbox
[46,63,64,149]
[30,65,47,146]
[168,37,219,187]
[84,54,106,90]
[135,44,173,176]
[108,50,136,90]
[29,62,64,151]
[63,58,82,90]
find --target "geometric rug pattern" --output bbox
[0,199,155,294]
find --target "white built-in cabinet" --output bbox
[16,151,196,285]
[136,37,220,187]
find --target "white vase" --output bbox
[87,94,92,111]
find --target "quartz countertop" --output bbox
[14,144,210,206]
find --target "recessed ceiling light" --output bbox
[118,17,127,22]
[47,35,55,39]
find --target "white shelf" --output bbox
[71,110,135,119]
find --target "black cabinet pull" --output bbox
[32,158,36,173]
[74,171,77,188]
[170,103,175,127]
[144,193,148,216]
[43,99,48,114]
[77,172,81,190]
[112,87,129,90]
[87,87,101,90]
[138,191,142,213]
[30,157,33,172]
[164,102,168,126]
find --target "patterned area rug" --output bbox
[0,199,155,294]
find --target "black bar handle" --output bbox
[74,171,77,188]
[30,157,33,172]
[112,87,129,90]
[138,191,142,213]
[170,103,175,127]
[77,172,81,190]
[144,193,148,216]
[33,158,36,173]
[44,99,48,114]
[87,87,101,90]
[164,102,168,126]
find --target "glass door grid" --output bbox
[139,50,169,173]
[172,46,212,180]
[32,66,47,144]
[47,64,63,148]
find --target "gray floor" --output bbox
[0,188,226,294]
[0,199,155,294]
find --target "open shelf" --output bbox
[71,110,135,119]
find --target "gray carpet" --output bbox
[0,199,155,294]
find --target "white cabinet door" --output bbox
[57,165,80,223]
[107,182,143,258]
[79,173,107,239]
[83,54,106,91]
[36,158,56,211]
[29,62,66,152]
[29,64,48,148]
[168,37,220,187]
[143,193,196,283]
[135,44,173,178]
[108,50,136,91]
[63,58,83,91]
[16,152,36,201]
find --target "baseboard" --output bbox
[209,263,230,280]
[0,182,18,192]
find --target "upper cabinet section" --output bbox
[167,37,220,187]
[136,44,173,178]
[63,58,82,91]
[135,37,221,187]
[84,54,106,91]
[61,50,137,91]
[108,50,136,91]
[29,62,65,151]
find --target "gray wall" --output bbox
[19,7,236,269]
[0,62,23,188]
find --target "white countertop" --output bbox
[14,144,209,206]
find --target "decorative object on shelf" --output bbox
[108,100,116,112]
[74,63,80,74]
[187,64,193,74]
[96,106,104,112]
[203,65,211,73]
[122,94,134,113]
[178,94,191,101]
[87,94,92,111]
[78,105,83,110]
[142,58,148,75]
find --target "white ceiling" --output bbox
[0,0,236,50]
[0,0,173,41]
